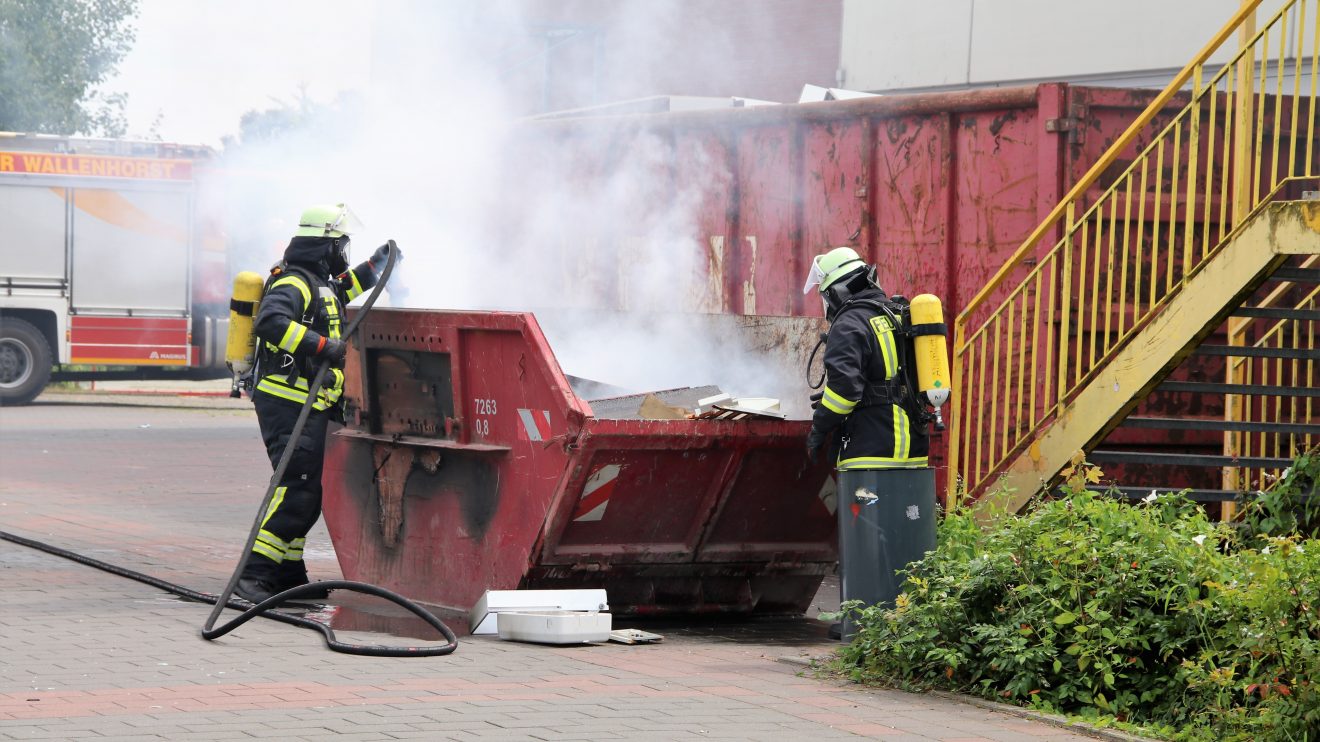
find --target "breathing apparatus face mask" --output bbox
[329,236,351,275]
[821,266,880,321]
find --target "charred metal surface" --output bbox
[412,452,501,538]
[368,349,455,437]
[371,444,411,547]
[363,441,502,546]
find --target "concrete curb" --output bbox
[37,390,252,411]
[776,655,1158,742]
[927,691,1157,742]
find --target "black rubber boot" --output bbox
[234,576,279,604]
[274,564,331,599]
[235,554,280,604]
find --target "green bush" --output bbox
[838,457,1320,741]
[1242,451,1320,540]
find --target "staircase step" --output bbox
[1194,344,1320,359]
[1157,381,1320,397]
[1121,417,1320,435]
[1088,450,1294,468]
[1090,485,1316,502]
[1089,485,1242,502]
[1232,306,1320,320]
[1271,267,1320,282]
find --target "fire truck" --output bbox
[0,133,230,404]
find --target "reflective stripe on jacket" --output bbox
[252,261,375,409]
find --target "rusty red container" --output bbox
[506,83,1248,493]
[512,84,1185,319]
[509,84,1318,494]
[322,307,837,615]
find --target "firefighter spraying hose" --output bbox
[202,216,458,655]
[0,226,458,657]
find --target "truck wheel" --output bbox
[0,317,53,406]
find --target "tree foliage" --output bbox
[0,0,138,136]
[223,88,363,151]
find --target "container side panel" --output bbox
[801,118,869,319]
[735,126,796,316]
[698,448,836,561]
[324,436,519,611]
[324,309,580,611]
[872,114,953,306]
[953,106,1047,322]
[554,448,734,559]
[676,130,737,314]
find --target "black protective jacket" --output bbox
[252,237,377,411]
[810,287,929,469]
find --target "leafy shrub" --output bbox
[837,457,1320,741]
[1242,451,1320,540]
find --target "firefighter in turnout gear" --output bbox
[235,204,400,604]
[802,247,930,470]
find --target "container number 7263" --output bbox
[473,397,498,437]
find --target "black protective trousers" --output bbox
[245,392,331,581]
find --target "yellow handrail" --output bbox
[949,0,1319,506]
[955,1,1265,325]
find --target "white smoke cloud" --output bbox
[182,0,817,417]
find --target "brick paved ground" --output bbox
[0,393,1100,741]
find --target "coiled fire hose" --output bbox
[0,241,458,657]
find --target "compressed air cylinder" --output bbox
[909,294,950,410]
[225,271,265,375]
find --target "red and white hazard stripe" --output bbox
[572,464,622,522]
[517,408,553,441]
[817,475,837,516]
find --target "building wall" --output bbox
[487,0,844,113]
[840,0,1296,93]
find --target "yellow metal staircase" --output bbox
[948,0,1320,516]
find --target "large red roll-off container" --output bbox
[323,308,837,615]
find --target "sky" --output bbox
[105,0,378,145]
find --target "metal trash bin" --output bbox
[837,467,937,641]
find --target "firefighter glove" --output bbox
[369,243,401,274]
[809,391,823,410]
[805,426,826,464]
[317,336,348,364]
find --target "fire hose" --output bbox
[0,241,458,657]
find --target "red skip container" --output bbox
[323,307,837,615]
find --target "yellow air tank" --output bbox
[909,293,951,429]
[225,271,265,397]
